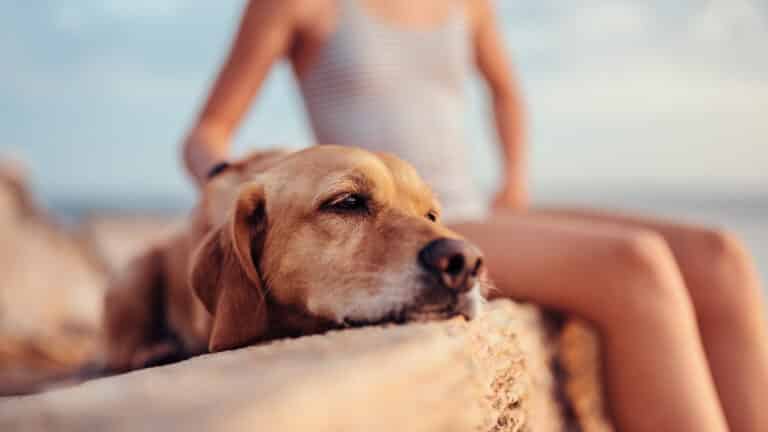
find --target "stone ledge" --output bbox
[0,301,562,432]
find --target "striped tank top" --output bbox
[298,0,487,222]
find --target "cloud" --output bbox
[689,0,767,42]
[2,1,766,202]
[482,0,768,186]
[52,2,179,31]
[102,0,186,18]
[50,1,237,31]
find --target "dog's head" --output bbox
[190,145,487,352]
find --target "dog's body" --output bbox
[104,146,487,372]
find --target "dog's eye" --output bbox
[323,193,369,213]
[426,211,438,222]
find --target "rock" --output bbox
[76,214,183,274]
[559,319,613,432]
[0,160,611,430]
[0,301,564,432]
[0,163,106,394]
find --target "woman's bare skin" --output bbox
[183,1,768,430]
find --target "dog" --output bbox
[103,145,488,372]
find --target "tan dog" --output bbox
[104,145,487,372]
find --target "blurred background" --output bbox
[0,0,766,285]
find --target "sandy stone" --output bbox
[559,319,613,432]
[76,214,183,273]
[0,162,611,430]
[0,164,105,393]
[0,301,564,432]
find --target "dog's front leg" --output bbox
[103,247,184,372]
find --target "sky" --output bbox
[1,0,766,206]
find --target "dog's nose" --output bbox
[418,238,484,293]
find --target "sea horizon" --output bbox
[44,184,768,219]
[43,185,767,293]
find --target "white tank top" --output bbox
[298,0,487,222]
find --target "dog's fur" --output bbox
[104,145,487,372]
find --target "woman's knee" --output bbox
[586,230,694,326]
[682,228,754,276]
[675,228,763,326]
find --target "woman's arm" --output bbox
[471,0,528,210]
[184,0,302,185]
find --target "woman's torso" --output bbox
[287,0,486,222]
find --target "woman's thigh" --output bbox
[531,207,765,324]
[448,211,692,325]
[450,211,734,431]
[522,208,768,431]
[531,207,731,259]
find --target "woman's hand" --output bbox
[471,0,528,213]
[183,127,231,188]
[492,181,528,211]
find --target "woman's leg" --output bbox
[450,213,729,432]
[532,207,768,432]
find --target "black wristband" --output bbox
[207,161,230,179]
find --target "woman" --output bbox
[182,1,768,430]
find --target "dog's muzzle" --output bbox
[418,238,484,293]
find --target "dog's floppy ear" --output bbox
[189,184,269,352]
